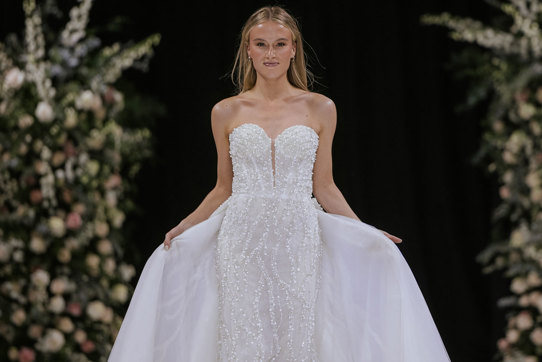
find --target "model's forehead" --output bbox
[249,21,292,40]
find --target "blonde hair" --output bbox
[230,5,314,94]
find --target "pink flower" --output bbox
[30,189,42,204]
[104,174,122,189]
[81,339,95,353]
[19,347,36,362]
[67,302,82,316]
[65,212,82,230]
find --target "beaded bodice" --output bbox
[228,123,319,200]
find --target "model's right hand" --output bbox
[163,223,185,250]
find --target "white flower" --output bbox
[518,102,536,120]
[531,327,542,345]
[30,234,46,254]
[4,67,25,89]
[527,271,542,287]
[64,107,78,128]
[506,328,520,343]
[111,283,128,303]
[86,300,106,320]
[516,311,534,330]
[103,257,116,275]
[119,263,136,281]
[75,90,102,111]
[31,269,50,288]
[56,317,74,333]
[36,328,65,352]
[85,253,100,269]
[10,308,26,326]
[50,277,68,294]
[18,114,34,128]
[35,101,54,123]
[74,329,86,343]
[510,277,528,294]
[48,295,66,314]
[48,216,66,237]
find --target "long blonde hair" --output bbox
[230,6,314,94]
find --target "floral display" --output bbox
[0,0,160,360]
[422,0,542,360]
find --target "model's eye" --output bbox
[256,42,265,47]
[277,42,286,47]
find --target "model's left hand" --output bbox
[380,230,402,243]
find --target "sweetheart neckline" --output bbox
[228,122,319,142]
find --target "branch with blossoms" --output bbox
[422,0,542,360]
[0,0,161,361]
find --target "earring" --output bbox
[248,56,252,61]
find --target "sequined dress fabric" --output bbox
[108,123,452,362]
[216,123,322,360]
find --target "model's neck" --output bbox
[251,76,295,103]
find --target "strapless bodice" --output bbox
[228,123,319,200]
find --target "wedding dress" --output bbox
[107,123,451,362]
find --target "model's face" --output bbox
[247,21,296,79]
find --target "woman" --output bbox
[108,5,451,362]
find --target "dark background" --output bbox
[1,1,507,361]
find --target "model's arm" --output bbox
[311,95,402,244]
[163,100,233,249]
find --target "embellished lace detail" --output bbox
[215,123,323,361]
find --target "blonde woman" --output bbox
[109,5,451,361]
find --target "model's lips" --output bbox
[264,62,279,66]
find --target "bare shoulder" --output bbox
[306,92,337,132]
[211,95,247,136]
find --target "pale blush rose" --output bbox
[34,101,54,123]
[112,284,128,303]
[18,114,34,129]
[516,311,534,330]
[119,263,136,282]
[18,346,35,362]
[527,271,542,287]
[519,294,530,306]
[505,328,519,343]
[103,257,116,275]
[510,277,528,294]
[0,242,11,262]
[48,295,66,314]
[73,329,86,343]
[31,269,50,288]
[49,277,68,294]
[67,302,82,317]
[57,248,71,263]
[27,324,44,339]
[81,339,96,353]
[33,160,46,174]
[97,239,113,255]
[518,102,536,120]
[48,216,66,237]
[525,357,538,362]
[86,300,106,320]
[85,253,100,270]
[105,190,118,207]
[499,186,511,199]
[29,189,42,204]
[530,327,542,345]
[498,337,509,351]
[94,221,110,238]
[102,307,113,323]
[104,173,122,189]
[503,150,516,164]
[36,328,65,352]
[11,308,26,326]
[18,143,28,155]
[51,151,66,167]
[65,212,82,230]
[4,67,25,89]
[56,317,74,333]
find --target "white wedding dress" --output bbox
[108,123,451,362]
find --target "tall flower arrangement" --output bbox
[0,0,161,360]
[422,0,542,360]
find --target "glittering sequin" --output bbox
[215,123,323,361]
